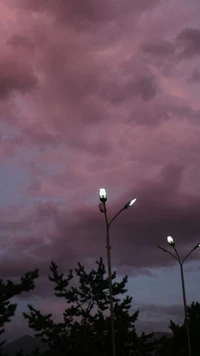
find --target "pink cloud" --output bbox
[1,0,200,341]
[18,0,159,31]
[0,0,199,308]
[0,46,38,100]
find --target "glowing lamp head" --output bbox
[99,188,107,203]
[129,198,137,206]
[124,198,137,209]
[167,236,175,246]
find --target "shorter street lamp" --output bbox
[158,236,200,356]
[98,188,136,356]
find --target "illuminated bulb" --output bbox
[129,198,137,206]
[99,188,107,202]
[167,236,175,246]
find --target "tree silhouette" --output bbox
[169,302,200,356]
[0,269,39,350]
[152,334,173,356]
[23,258,155,355]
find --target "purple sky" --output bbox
[1,0,200,341]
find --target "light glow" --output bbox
[129,198,137,206]
[99,188,107,202]
[167,236,174,245]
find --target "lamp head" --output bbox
[124,198,137,209]
[99,188,107,203]
[194,243,200,250]
[167,236,175,246]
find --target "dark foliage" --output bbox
[169,302,200,356]
[0,269,39,350]
[3,259,200,356]
[23,258,155,356]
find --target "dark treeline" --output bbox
[0,258,200,356]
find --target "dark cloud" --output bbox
[0,53,38,99]
[6,34,35,52]
[101,76,158,104]
[141,40,175,57]
[169,103,200,125]
[138,303,183,317]
[133,74,158,101]
[0,164,197,279]
[13,125,63,148]
[19,0,115,29]
[18,0,159,31]
[130,98,200,127]
[99,66,159,104]
[176,28,200,59]
[0,163,197,279]
[135,303,184,332]
[69,165,200,269]
[187,69,200,83]
[115,266,155,277]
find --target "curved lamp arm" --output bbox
[108,207,126,228]
[157,245,179,262]
[108,200,136,227]
[182,243,200,264]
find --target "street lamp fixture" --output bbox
[98,188,136,356]
[99,188,107,202]
[158,236,200,356]
[167,235,175,246]
[124,198,137,209]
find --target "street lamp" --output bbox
[98,188,136,356]
[167,235,175,246]
[158,236,200,356]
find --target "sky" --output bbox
[1,0,200,342]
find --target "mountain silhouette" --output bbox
[2,335,48,355]
[151,331,172,340]
[2,332,172,355]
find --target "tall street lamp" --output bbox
[158,236,200,356]
[98,188,136,356]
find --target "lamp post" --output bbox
[98,188,136,356]
[158,236,200,356]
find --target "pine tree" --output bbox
[23,258,155,356]
[169,302,200,356]
[0,269,39,350]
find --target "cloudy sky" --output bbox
[1,0,200,341]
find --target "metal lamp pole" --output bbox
[98,188,136,356]
[158,236,200,356]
